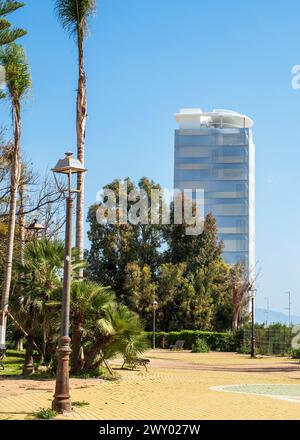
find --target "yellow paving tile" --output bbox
[0,352,300,420]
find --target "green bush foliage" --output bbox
[191,338,209,353]
[291,348,300,359]
[34,408,57,420]
[146,330,236,351]
[72,401,90,408]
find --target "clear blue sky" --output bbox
[1,0,300,315]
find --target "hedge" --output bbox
[145,330,237,352]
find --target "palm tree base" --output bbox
[22,364,35,375]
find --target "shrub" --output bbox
[237,343,250,354]
[145,330,236,352]
[72,401,90,407]
[191,338,209,353]
[73,367,103,379]
[34,408,57,420]
[291,348,300,359]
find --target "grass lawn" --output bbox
[0,349,26,376]
[0,350,111,380]
[0,349,53,379]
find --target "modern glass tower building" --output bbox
[174,108,255,275]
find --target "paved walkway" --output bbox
[1,351,300,420]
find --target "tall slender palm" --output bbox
[0,43,31,349]
[0,1,27,46]
[54,0,96,274]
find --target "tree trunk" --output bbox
[232,308,239,332]
[71,318,84,373]
[232,288,240,332]
[15,337,23,351]
[23,334,35,375]
[19,177,25,267]
[0,99,21,348]
[84,338,107,371]
[41,318,47,365]
[75,37,87,278]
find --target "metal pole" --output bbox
[153,308,156,350]
[52,196,73,413]
[251,293,256,358]
[265,297,269,328]
[286,291,291,327]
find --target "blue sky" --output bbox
[1,0,300,315]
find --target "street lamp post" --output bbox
[264,296,269,328]
[51,152,86,414]
[249,288,257,358]
[285,291,291,327]
[150,300,158,350]
[27,218,45,239]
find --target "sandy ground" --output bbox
[1,350,300,420]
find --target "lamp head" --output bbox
[27,218,45,231]
[151,300,158,310]
[52,152,86,175]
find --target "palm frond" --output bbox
[54,0,96,38]
[0,1,25,16]
[95,317,114,336]
[0,27,26,45]
[0,3,26,45]
[0,42,31,99]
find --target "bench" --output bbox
[133,358,150,371]
[169,340,185,351]
[124,358,150,371]
[0,348,6,371]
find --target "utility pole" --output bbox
[264,297,269,328]
[150,300,158,349]
[249,288,257,358]
[285,291,291,327]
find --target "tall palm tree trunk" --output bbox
[76,37,87,278]
[19,175,25,267]
[23,334,35,375]
[71,317,83,373]
[0,99,21,348]
[41,317,47,365]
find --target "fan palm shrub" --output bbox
[70,280,115,373]
[16,238,85,370]
[106,304,149,368]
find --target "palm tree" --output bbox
[54,0,96,273]
[18,238,85,366]
[11,290,45,375]
[84,304,148,371]
[104,304,149,368]
[230,262,252,332]
[0,1,27,46]
[70,280,115,373]
[0,43,31,349]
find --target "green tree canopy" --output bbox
[86,177,234,332]
[0,42,31,102]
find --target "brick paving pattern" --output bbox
[1,351,300,420]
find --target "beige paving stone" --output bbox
[0,351,300,420]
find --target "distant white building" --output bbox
[174,108,255,276]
